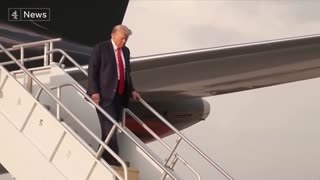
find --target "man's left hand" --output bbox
[132,91,141,101]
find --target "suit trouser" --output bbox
[96,93,124,165]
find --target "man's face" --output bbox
[112,30,128,48]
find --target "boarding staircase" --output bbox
[0,39,234,180]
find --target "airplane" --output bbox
[1,2,320,141]
[1,1,320,179]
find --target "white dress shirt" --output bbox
[111,39,126,80]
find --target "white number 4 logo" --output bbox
[11,10,18,20]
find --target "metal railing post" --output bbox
[49,41,53,64]
[56,86,61,120]
[20,47,24,66]
[43,43,49,66]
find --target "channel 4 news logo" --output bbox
[8,8,50,21]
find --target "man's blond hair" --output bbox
[112,24,132,36]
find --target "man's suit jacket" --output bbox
[87,40,135,107]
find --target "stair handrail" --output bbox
[137,98,234,180]
[0,43,128,180]
[1,38,235,179]
[1,39,180,179]
[11,38,62,49]
[0,38,61,67]
[45,46,203,179]
[49,44,234,179]
[0,38,61,54]
[124,108,202,180]
[50,82,181,180]
[45,40,234,180]
[48,48,88,76]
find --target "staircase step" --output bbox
[112,166,139,180]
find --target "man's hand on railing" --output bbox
[132,91,141,101]
[91,93,100,105]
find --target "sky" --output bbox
[124,1,320,56]
[123,1,320,180]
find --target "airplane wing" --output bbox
[125,34,320,101]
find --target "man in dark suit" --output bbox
[87,24,141,165]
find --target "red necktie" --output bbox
[117,48,125,95]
